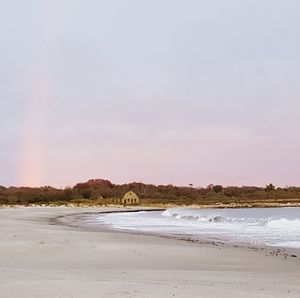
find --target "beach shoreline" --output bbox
[0,206,300,297]
[55,207,300,259]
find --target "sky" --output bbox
[1,0,300,187]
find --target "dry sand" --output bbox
[0,206,299,298]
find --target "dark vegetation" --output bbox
[0,179,300,207]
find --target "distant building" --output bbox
[122,191,139,205]
[106,191,140,205]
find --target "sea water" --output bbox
[97,207,300,249]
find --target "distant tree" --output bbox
[63,188,74,201]
[213,185,223,193]
[207,184,214,190]
[265,183,275,192]
[81,189,92,199]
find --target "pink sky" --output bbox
[1,1,300,187]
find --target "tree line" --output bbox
[0,179,299,206]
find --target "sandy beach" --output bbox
[0,207,299,298]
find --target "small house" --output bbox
[122,191,139,205]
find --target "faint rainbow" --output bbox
[19,72,49,187]
[18,3,54,187]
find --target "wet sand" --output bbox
[0,206,299,297]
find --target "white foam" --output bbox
[266,218,300,232]
[98,207,300,249]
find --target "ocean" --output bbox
[96,207,300,249]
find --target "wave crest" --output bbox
[161,208,300,229]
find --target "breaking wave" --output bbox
[266,218,300,231]
[162,209,300,231]
[98,207,300,249]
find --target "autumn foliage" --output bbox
[0,180,300,207]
